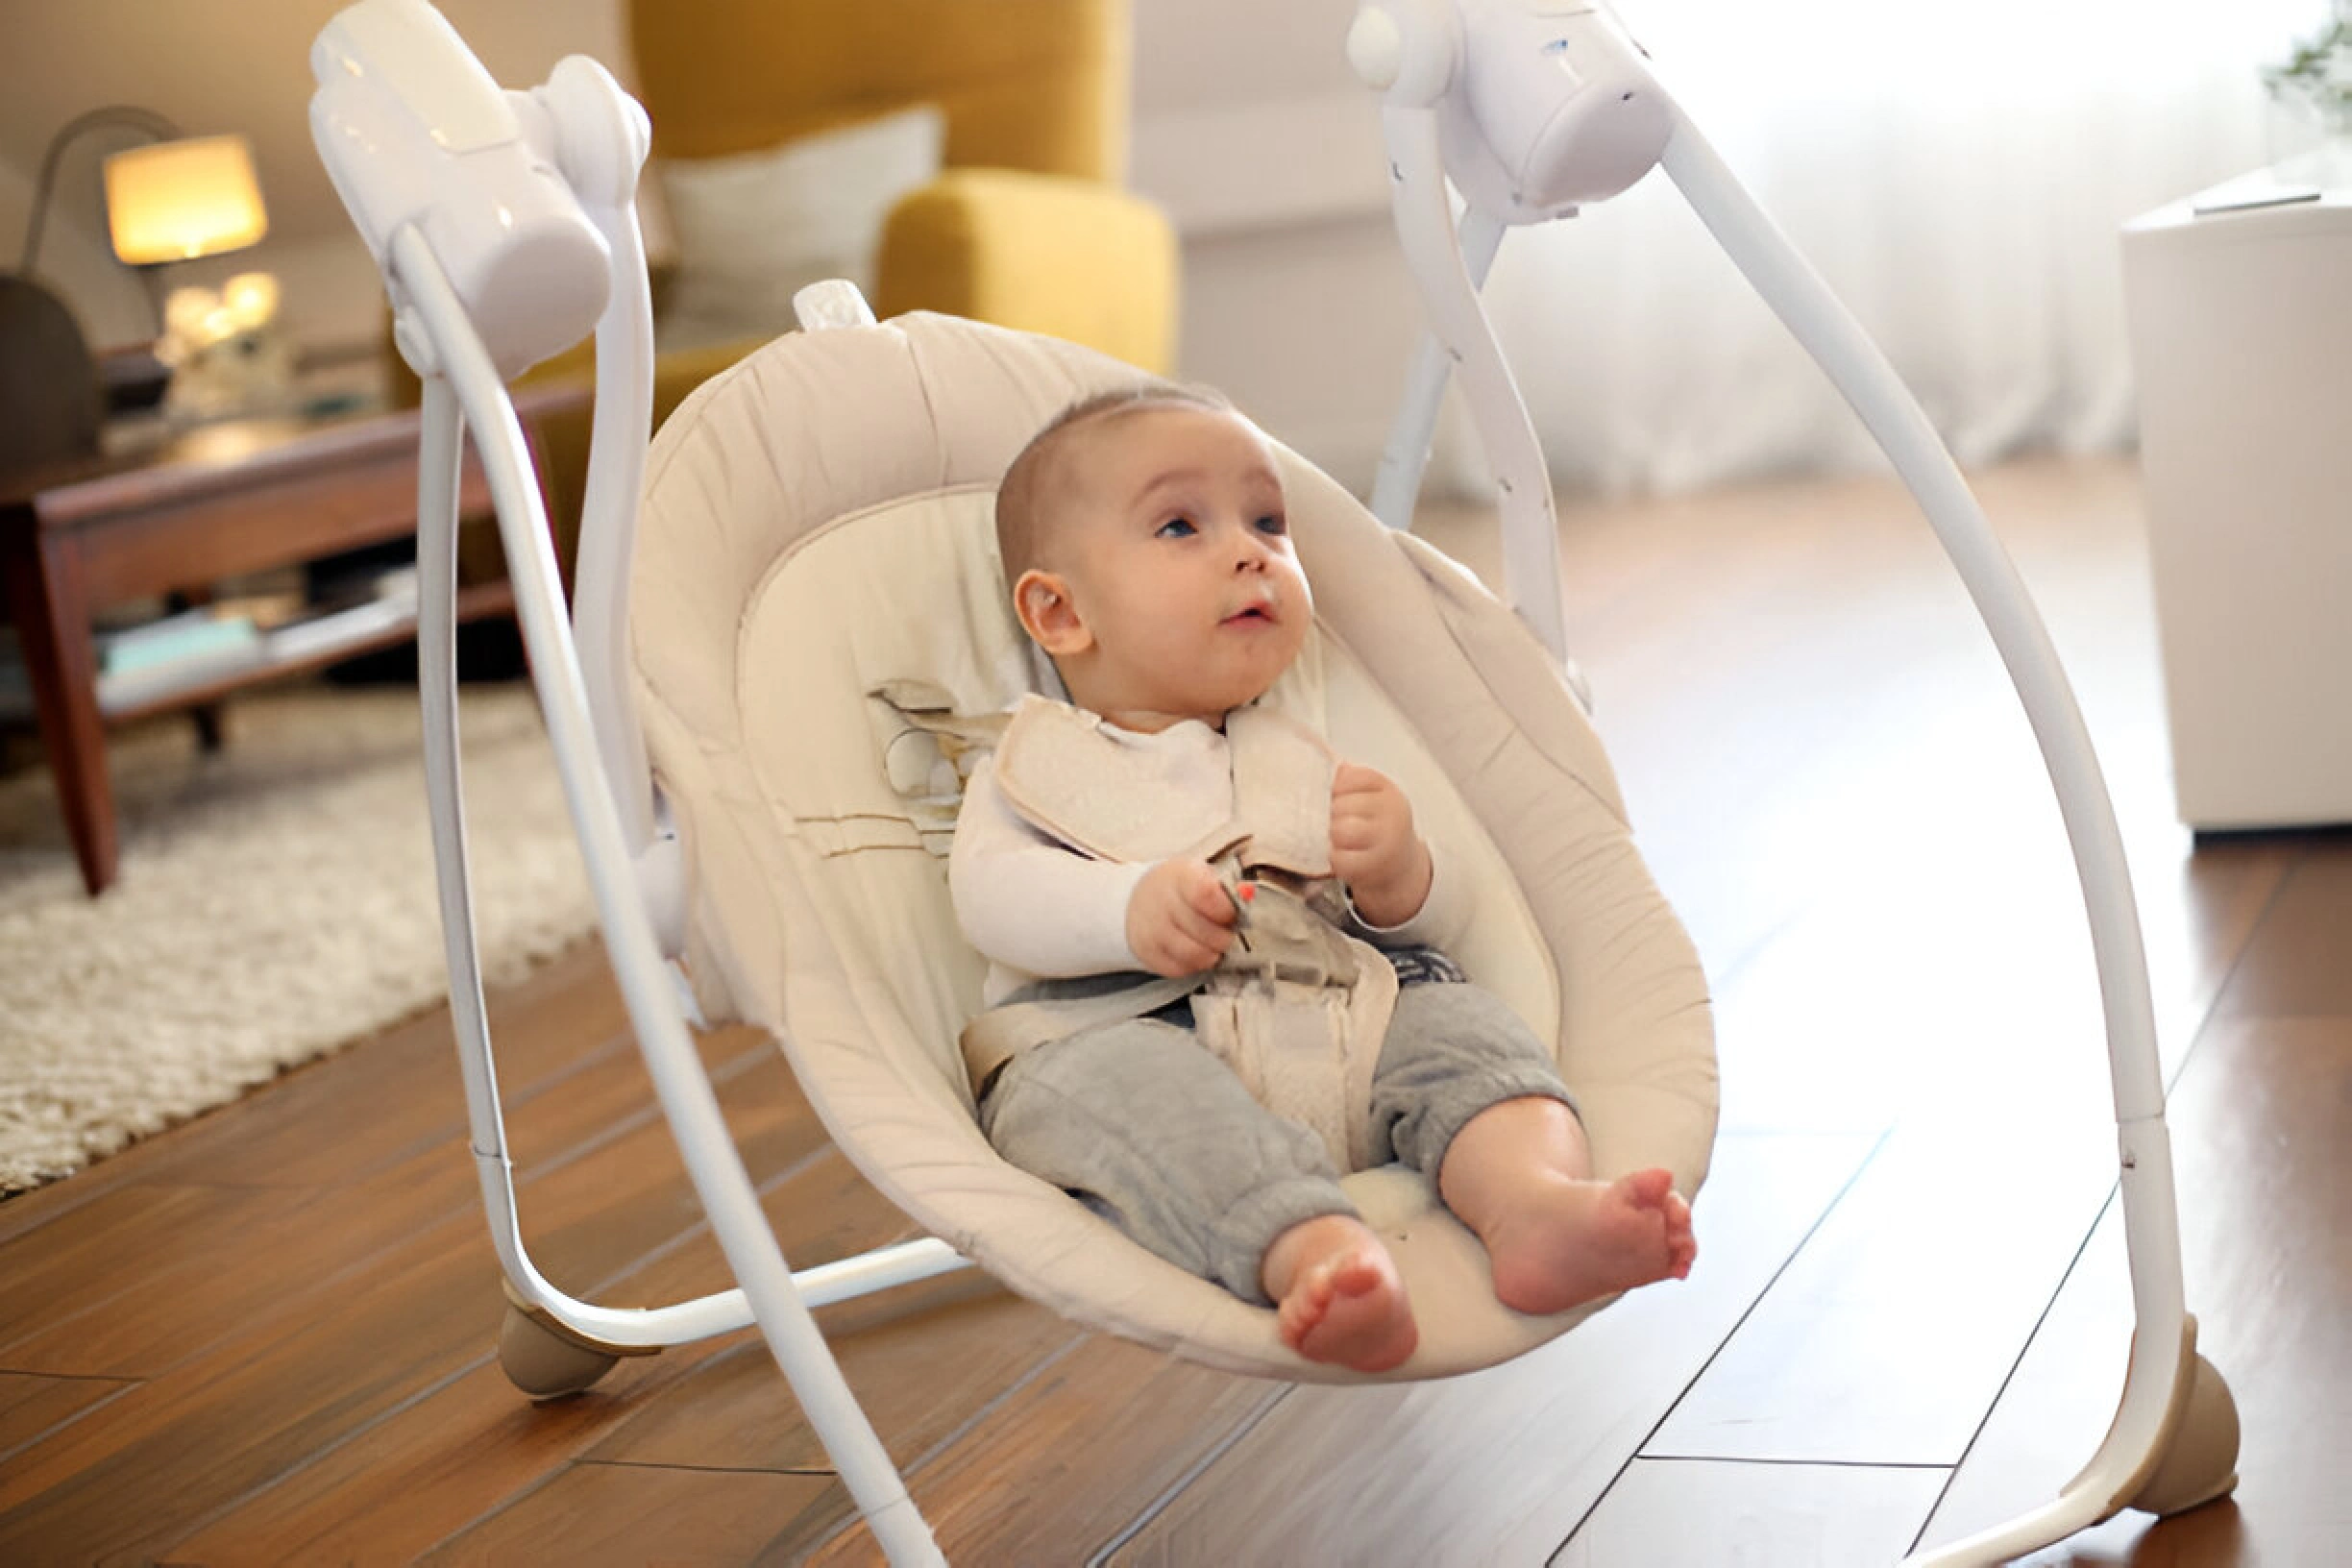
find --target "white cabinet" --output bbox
[2122,176,2352,830]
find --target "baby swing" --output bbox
[309,1,2240,1562]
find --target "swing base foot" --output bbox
[497,1283,655,1400]
[2073,1313,2242,1524]
[2127,1339,2241,1518]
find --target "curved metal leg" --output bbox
[1382,103,1570,667]
[418,380,972,1372]
[1369,204,1507,531]
[1655,111,2218,1565]
[399,232,943,1566]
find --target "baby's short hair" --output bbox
[995,380,1235,584]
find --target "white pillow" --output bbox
[654,106,946,353]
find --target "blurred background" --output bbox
[0,0,2333,494]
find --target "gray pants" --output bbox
[977,965,1572,1304]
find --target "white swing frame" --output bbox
[309,1,2233,1562]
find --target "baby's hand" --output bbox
[1331,762,1433,928]
[1127,857,1240,978]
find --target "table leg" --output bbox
[4,532,117,894]
[175,586,228,753]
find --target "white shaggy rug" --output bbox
[0,683,596,1193]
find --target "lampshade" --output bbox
[102,134,268,264]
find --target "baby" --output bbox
[950,382,1695,1372]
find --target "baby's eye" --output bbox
[1156,516,1196,539]
[1255,513,1288,536]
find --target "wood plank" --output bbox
[1439,460,2165,1011]
[408,1461,838,1567]
[1688,834,2139,1140]
[1918,1013,2352,1564]
[2142,838,2294,1083]
[1965,1505,2267,1567]
[1644,1088,2120,1465]
[184,938,634,1191]
[1439,460,2241,1139]
[0,938,622,1252]
[0,1184,312,1377]
[153,1150,943,1567]
[519,1048,838,1297]
[555,1274,1078,1560]
[0,1014,772,1383]
[586,1139,912,1313]
[0,1041,826,1564]
[355,1161,1070,1560]
[0,1374,134,1467]
[1554,1458,1949,1566]
[588,1253,1061,1474]
[1108,1133,1874,1568]
[1677,685,2263,1138]
[0,1185,274,1350]
[0,1210,519,1564]
[155,1359,725,1568]
[2213,837,2352,1017]
[803,1335,1281,1568]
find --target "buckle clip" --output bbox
[1216,879,1358,990]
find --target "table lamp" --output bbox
[104,135,290,420]
[1,110,270,474]
[101,134,269,265]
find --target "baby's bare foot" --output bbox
[1263,1215,1418,1373]
[1483,1166,1696,1316]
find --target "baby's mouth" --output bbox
[1222,602,1278,626]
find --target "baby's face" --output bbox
[1046,405,1311,728]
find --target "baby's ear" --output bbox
[1014,569,1091,656]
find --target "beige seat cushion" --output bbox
[631,311,1717,1381]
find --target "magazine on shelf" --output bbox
[96,607,263,676]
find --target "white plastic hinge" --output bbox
[795,280,878,331]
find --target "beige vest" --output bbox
[960,696,1396,1172]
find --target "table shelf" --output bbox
[99,579,519,724]
[1,381,587,894]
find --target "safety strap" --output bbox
[958,698,1399,1169]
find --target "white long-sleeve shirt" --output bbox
[949,716,1467,1007]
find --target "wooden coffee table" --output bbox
[0,383,586,895]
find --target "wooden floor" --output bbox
[4,455,2346,1565]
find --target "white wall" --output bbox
[1130,1,2317,500]
[1129,0,1439,492]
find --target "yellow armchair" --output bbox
[395,0,1177,575]
[629,0,1177,371]
[878,168,1176,375]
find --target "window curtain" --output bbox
[1458,0,2321,496]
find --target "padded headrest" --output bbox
[633,312,1117,759]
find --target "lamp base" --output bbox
[96,345,172,414]
[0,274,104,477]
